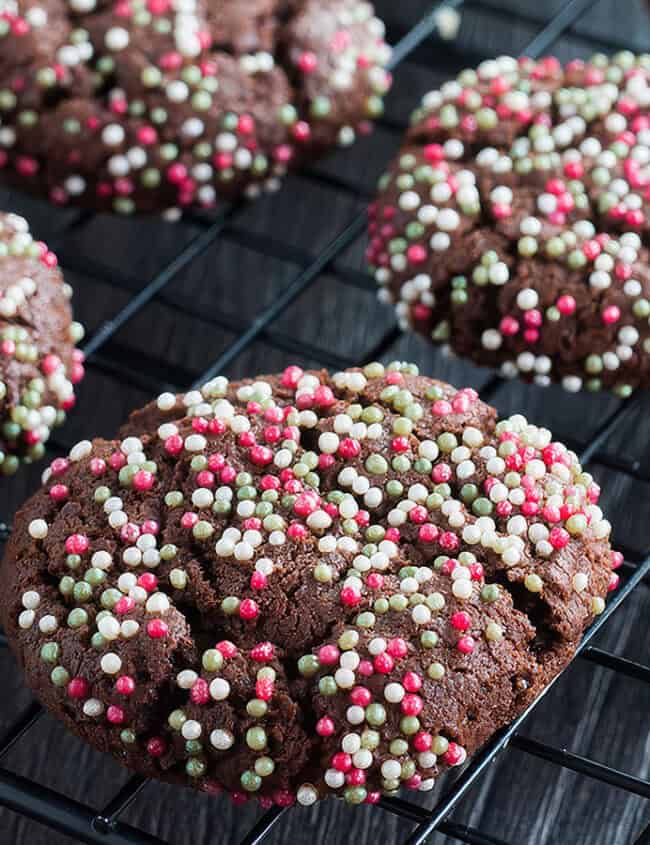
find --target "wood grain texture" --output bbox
[1,1,650,843]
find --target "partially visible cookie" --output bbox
[0,211,84,474]
[1,363,618,806]
[369,53,650,395]
[0,0,391,216]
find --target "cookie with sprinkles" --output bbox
[369,53,650,395]
[2,362,619,805]
[0,0,391,216]
[0,211,84,475]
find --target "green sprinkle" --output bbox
[365,703,387,726]
[51,666,70,687]
[245,727,267,751]
[40,642,59,663]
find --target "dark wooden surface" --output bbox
[1,1,650,843]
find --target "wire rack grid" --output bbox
[0,1,649,844]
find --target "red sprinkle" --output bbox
[413,731,432,752]
[190,678,210,705]
[457,636,475,654]
[340,586,362,607]
[373,652,394,674]
[67,677,88,699]
[349,686,372,707]
[65,534,89,555]
[332,752,352,772]
[115,676,135,695]
[255,678,274,701]
[386,638,408,659]
[49,484,69,502]
[298,51,317,73]
[444,742,465,766]
[106,705,125,724]
[450,611,471,631]
[401,694,423,716]
[250,642,275,662]
[238,599,259,620]
[146,619,168,639]
[316,716,335,737]
[147,737,167,757]
[216,640,237,658]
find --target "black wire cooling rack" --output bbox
[1,1,650,843]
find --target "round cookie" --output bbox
[0,0,391,217]
[0,211,84,474]
[369,53,650,395]
[1,362,619,806]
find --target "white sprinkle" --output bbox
[181,719,202,740]
[334,668,356,689]
[572,573,589,592]
[411,604,432,625]
[92,550,113,571]
[325,769,345,789]
[157,392,176,411]
[384,682,405,703]
[346,705,365,725]
[452,580,473,599]
[38,615,58,634]
[353,748,373,769]
[105,26,129,50]
[100,653,122,674]
[22,590,41,609]
[210,729,234,750]
[98,616,120,640]
[381,759,402,780]
[209,678,230,701]
[516,288,539,310]
[18,610,35,629]
[297,785,319,806]
[83,698,104,717]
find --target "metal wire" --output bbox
[0,2,649,844]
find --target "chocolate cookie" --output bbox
[0,0,391,216]
[0,211,84,474]
[369,53,650,396]
[1,363,619,806]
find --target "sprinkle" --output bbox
[209,678,231,701]
[28,520,48,539]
